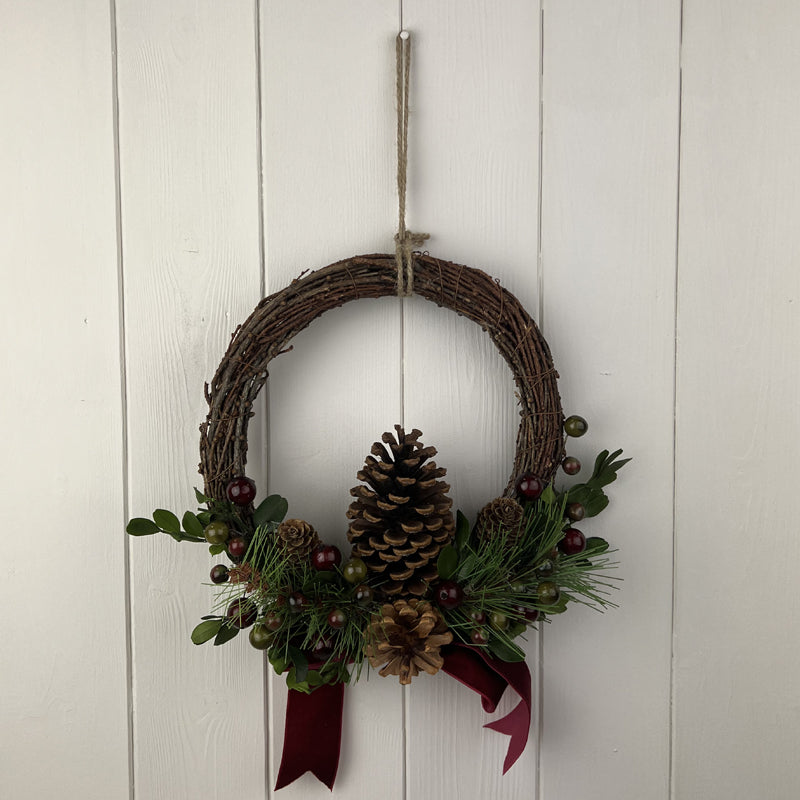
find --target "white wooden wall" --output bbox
[3,2,799,799]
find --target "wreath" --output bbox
[126,253,628,790]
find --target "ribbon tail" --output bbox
[481,659,532,774]
[274,682,344,791]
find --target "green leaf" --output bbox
[191,619,223,645]
[286,669,312,694]
[457,554,477,581]
[126,517,160,536]
[585,537,609,554]
[437,545,459,580]
[213,623,239,646]
[540,484,557,505]
[583,493,610,517]
[487,637,526,662]
[565,485,593,505]
[253,494,289,526]
[182,511,204,538]
[288,646,308,682]
[200,614,223,621]
[208,543,226,556]
[269,653,289,675]
[455,510,471,550]
[153,509,181,534]
[196,511,213,526]
[195,487,211,505]
[544,596,569,615]
[307,670,323,687]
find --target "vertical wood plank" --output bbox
[260,2,405,798]
[540,2,680,798]
[401,2,543,797]
[0,2,129,798]
[116,2,265,797]
[674,3,800,798]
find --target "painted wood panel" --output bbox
[540,3,680,799]
[400,2,544,798]
[674,3,800,798]
[116,2,265,797]
[0,2,129,798]
[259,2,405,797]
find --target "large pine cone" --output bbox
[476,497,525,546]
[276,519,320,560]
[365,599,453,685]
[347,426,455,597]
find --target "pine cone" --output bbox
[347,426,455,597]
[228,564,263,593]
[476,497,525,545]
[276,519,320,560]
[365,599,453,685]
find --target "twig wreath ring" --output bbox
[199,252,564,505]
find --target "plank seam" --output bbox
[669,3,686,798]
[109,0,134,797]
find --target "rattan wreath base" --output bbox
[199,253,565,507]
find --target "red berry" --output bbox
[227,536,247,559]
[566,502,586,521]
[559,528,586,555]
[515,473,545,501]
[354,584,374,606]
[227,597,257,629]
[564,415,588,438]
[312,544,342,571]
[287,591,307,613]
[562,456,581,476]
[468,609,487,625]
[225,476,257,506]
[435,580,464,610]
[262,610,282,631]
[470,627,490,646]
[514,605,540,622]
[536,558,556,577]
[209,564,229,584]
[311,636,334,661]
[327,609,347,629]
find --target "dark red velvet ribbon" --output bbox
[274,680,344,791]
[441,644,533,774]
[274,646,531,790]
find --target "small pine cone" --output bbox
[365,599,453,685]
[476,497,525,545]
[228,564,263,593]
[347,426,455,597]
[276,519,320,560]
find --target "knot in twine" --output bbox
[395,30,429,297]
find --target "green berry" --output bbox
[342,558,368,584]
[249,623,273,650]
[490,612,509,631]
[203,521,230,545]
[564,415,588,437]
[537,581,560,605]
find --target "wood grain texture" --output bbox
[540,2,680,798]
[401,2,543,797]
[259,3,405,797]
[116,2,265,797]
[674,3,800,798]
[0,2,129,798]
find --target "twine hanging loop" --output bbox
[395,30,429,296]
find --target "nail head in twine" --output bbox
[395,30,429,297]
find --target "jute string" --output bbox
[395,30,429,296]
